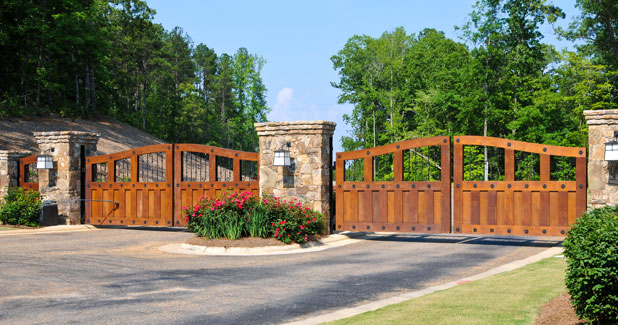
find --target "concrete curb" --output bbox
[158,233,363,256]
[0,225,97,236]
[286,246,564,325]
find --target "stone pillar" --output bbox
[34,131,99,224]
[255,121,336,231]
[584,110,618,208]
[0,151,32,199]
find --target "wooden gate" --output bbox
[19,155,39,191]
[335,137,451,233]
[173,144,259,226]
[84,144,258,226]
[453,136,586,236]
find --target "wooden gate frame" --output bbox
[85,144,259,226]
[19,155,39,191]
[335,136,451,233]
[453,136,586,236]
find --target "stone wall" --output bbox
[0,150,32,199]
[34,131,99,224]
[255,121,335,231]
[584,110,618,208]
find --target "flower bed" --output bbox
[185,191,324,244]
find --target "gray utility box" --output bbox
[40,201,59,226]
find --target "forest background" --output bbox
[1,0,616,159]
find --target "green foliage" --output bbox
[0,0,269,151]
[0,187,42,227]
[563,205,618,324]
[185,192,325,244]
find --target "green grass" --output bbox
[326,256,567,325]
[0,226,18,231]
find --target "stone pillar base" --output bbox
[584,110,618,208]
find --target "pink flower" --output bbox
[304,236,307,241]
[210,207,214,211]
[297,232,301,235]
[307,221,311,224]
[182,206,187,210]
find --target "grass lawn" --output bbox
[326,256,566,325]
[0,226,18,231]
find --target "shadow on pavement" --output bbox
[93,225,192,233]
[344,232,563,247]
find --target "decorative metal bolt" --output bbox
[367,226,370,230]
[456,138,460,143]
[543,229,547,234]
[490,228,494,233]
[507,142,511,147]
[525,184,529,189]
[366,151,370,155]
[338,225,342,229]
[525,229,529,234]
[490,184,494,189]
[561,184,565,189]
[427,227,431,231]
[352,225,356,229]
[412,226,416,230]
[366,184,370,189]
[396,226,400,230]
[382,226,385,230]
[381,184,385,189]
[543,148,547,152]
[396,184,400,188]
[443,139,447,143]
[427,184,431,189]
[543,184,547,189]
[352,185,356,189]
[456,227,460,232]
[473,184,477,188]
[507,229,511,233]
[508,184,512,189]
[456,184,460,188]
[396,145,400,149]
[412,184,416,189]
[473,228,477,232]
[579,184,583,189]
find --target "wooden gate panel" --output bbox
[173,144,259,226]
[453,136,586,236]
[19,155,39,191]
[85,144,173,226]
[336,136,451,233]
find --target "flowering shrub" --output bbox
[185,191,324,244]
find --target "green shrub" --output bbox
[185,191,325,244]
[563,205,618,324]
[0,187,42,227]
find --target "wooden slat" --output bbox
[471,191,480,225]
[558,191,569,226]
[575,156,587,220]
[540,191,550,226]
[487,191,497,225]
[521,190,531,226]
[387,191,395,224]
[410,188,418,224]
[540,154,550,181]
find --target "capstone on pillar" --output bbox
[255,121,336,232]
[34,131,99,224]
[584,110,618,208]
[0,150,32,199]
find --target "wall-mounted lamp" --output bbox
[37,148,54,169]
[274,142,291,166]
[605,131,618,161]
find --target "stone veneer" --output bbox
[0,150,32,199]
[584,110,618,208]
[34,131,99,224]
[255,121,335,231]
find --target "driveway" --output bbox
[0,228,561,324]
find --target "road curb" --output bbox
[158,233,362,256]
[286,246,564,325]
[0,225,97,236]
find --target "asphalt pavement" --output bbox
[0,227,562,324]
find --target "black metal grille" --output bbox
[182,152,209,182]
[24,164,38,183]
[216,156,234,181]
[92,163,108,182]
[463,145,504,181]
[241,160,258,181]
[373,154,393,181]
[138,152,166,182]
[114,158,131,182]
[344,159,364,182]
[404,146,441,181]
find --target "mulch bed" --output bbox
[185,235,324,248]
[535,292,585,325]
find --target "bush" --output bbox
[0,187,42,227]
[563,205,618,324]
[185,191,325,244]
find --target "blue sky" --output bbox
[147,0,580,154]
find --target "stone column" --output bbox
[34,131,99,224]
[0,151,32,199]
[584,110,618,208]
[255,121,336,232]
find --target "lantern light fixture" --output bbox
[605,131,618,161]
[37,148,54,169]
[274,142,291,166]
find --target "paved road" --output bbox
[0,228,561,324]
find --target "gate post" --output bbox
[34,132,99,225]
[585,109,618,208]
[0,151,31,199]
[255,121,336,233]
